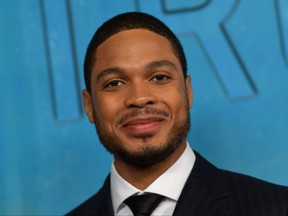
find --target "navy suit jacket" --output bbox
[67,152,288,215]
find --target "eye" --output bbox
[151,74,170,82]
[104,80,125,88]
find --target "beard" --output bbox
[93,107,190,166]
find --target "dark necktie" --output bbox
[124,193,165,216]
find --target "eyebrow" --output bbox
[146,60,178,72]
[95,67,124,82]
[95,60,178,82]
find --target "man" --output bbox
[67,12,288,215]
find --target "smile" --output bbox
[121,117,165,136]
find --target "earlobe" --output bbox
[185,76,193,109]
[82,90,95,123]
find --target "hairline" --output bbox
[90,28,184,82]
[84,12,187,93]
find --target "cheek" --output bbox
[93,95,121,127]
[162,86,188,108]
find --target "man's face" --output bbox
[83,29,193,165]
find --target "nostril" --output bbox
[125,96,157,108]
[146,100,155,105]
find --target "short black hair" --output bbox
[84,12,187,93]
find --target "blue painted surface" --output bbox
[41,0,82,121]
[276,0,288,66]
[163,0,212,12]
[139,0,257,98]
[0,0,287,215]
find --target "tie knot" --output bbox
[124,193,165,216]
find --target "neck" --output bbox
[114,142,186,190]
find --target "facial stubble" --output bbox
[92,106,190,166]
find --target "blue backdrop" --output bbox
[0,0,287,215]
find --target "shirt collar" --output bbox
[110,143,195,214]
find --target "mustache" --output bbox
[116,107,169,126]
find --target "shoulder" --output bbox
[221,167,288,215]
[65,176,114,216]
[194,152,288,215]
[195,151,288,196]
[223,168,288,198]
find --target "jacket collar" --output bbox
[173,151,231,216]
[79,151,231,216]
[81,175,114,216]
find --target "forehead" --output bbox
[92,29,181,74]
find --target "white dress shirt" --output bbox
[110,143,196,215]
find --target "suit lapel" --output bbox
[81,176,114,216]
[80,152,231,216]
[96,177,114,216]
[173,152,231,216]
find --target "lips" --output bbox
[120,117,165,136]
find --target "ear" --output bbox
[185,76,193,109]
[82,89,95,123]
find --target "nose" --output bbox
[124,83,157,108]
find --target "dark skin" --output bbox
[83,29,193,190]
